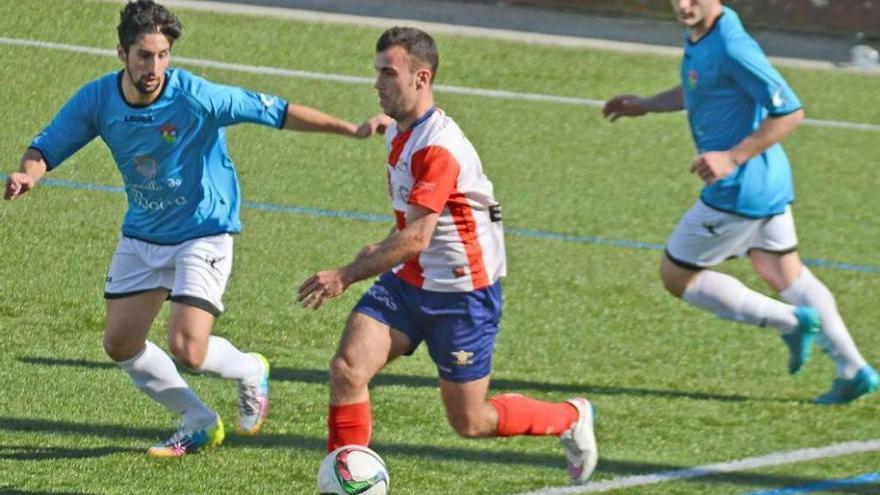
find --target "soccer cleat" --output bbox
[782,306,820,374]
[815,365,879,405]
[237,352,270,435]
[559,397,598,485]
[147,415,224,457]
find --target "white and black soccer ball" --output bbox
[317,445,390,494]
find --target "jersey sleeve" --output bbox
[198,79,289,128]
[30,83,100,170]
[724,36,801,116]
[408,145,460,213]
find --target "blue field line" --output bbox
[4,175,880,275]
[742,472,880,495]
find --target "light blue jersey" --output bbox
[681,7,801,218]
[31,68,288,244]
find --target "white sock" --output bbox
[780,267,866,378]
[682,270,798,332]
[117,340,215,427]
[198,336,261,385]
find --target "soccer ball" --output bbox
[317,445,390,494]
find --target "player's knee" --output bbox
[660,258,692,298]
[168,341,205,370]
[330,354,370,391]
[659,267,683,297]
[447,413,485,438]
[103,335,140,362]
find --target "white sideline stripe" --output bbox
[92,0,880,74]
[2,36,878,133]
[510,438,880,495]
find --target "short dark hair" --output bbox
[376,27,439,81]
[117,0,182,52]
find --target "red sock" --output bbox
[490,393,578,437]
[327,401,372,452]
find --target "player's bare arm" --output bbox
[690,109,804,184]
[4,149,47,200]
[602,86,684,122]
[297,204,438,309]
[283,104,392,138]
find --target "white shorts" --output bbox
[104,234,234,316]
[665,200,798,269]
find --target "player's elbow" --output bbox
[403,230,432,256]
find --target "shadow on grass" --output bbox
[0,416,874,493]
[0,444,139,461]
[0,488,96,495]
[19,357,779,403]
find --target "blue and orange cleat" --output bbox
[782,306,820,375]
[237,352,270,435]
[147,414,224,457]
[816,365,879,405]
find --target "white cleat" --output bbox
[559,397,598,485]
[237,352,270,435]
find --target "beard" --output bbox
[126,67,161,95]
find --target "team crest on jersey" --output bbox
[688,69,699,89]
[134,155,158,180]
[160,123,177,144]
[450,349,474,366]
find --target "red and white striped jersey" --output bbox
[385,108,506,292]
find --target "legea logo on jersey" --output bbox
[450,349,474,366]
[688,69,699,89]
[160,123,177,144]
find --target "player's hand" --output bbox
[355,114,394,138]
[690,151,737,184]
[4,172,36,200]
[297,270,347,310]
[602,95,649,122]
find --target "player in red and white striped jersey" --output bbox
[297,27,597,485]
[385,105,505,292]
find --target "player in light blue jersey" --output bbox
[602,0,877,404]
[4,0,390,456]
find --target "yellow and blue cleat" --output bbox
[147,415,225,457]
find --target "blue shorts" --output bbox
[353,272,502,383]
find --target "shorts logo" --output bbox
[160,123,177,144]
[367,285,398,311]
[702,222,720,236]
[204,255,226,270]
[450,349,474,367]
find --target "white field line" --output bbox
[510,438,880,495]
[93,0,880,75]
[1,36,878,133]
